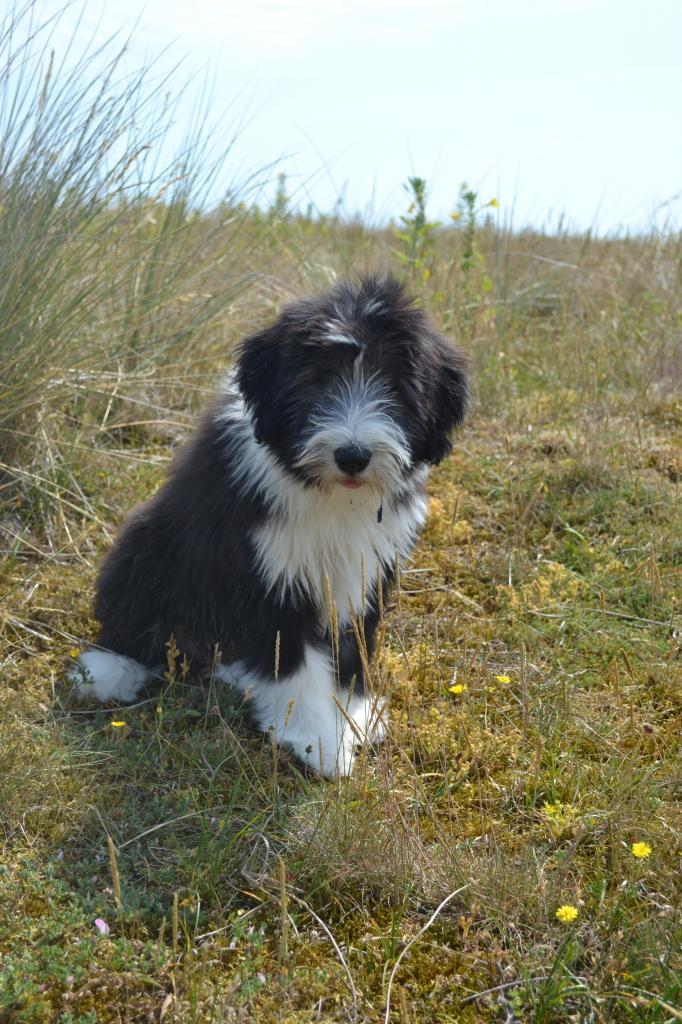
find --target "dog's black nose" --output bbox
[334,445,371,475]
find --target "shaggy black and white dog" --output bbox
[72,277,468,776]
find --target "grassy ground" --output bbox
[1,205,680,1023]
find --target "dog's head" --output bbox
[235,276,468,495]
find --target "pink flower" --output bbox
[94,918,110,935]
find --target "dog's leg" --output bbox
[334,607,388,752]
[218,648,378,777]
[69,649,154,703]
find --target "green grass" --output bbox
[1,6,681,1022]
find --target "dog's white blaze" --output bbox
[69,650,153,703]
[219,372,428,622]
[214,648,386,777]
[322,320,360,348]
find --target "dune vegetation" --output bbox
[1,6,680,1022]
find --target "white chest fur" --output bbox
[252,479,428,624]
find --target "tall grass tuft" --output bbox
[0,2,265,547]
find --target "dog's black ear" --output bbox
[419,329,469,465]
[235,324,283,445]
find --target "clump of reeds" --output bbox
[0,1,265,548]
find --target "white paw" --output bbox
[220,647,389,779]
[344,693,388,746]
[68,650,152,703]
[292,693,388,779]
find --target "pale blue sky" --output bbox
[40,0,682,231]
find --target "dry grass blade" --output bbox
[287,891,359,1023]
[383,885,469,1024]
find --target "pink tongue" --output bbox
[341,479,364,490]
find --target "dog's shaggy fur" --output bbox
[72,277,468,776]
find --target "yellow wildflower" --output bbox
[631,842,652,859]
[111,721,127,728]
[543,801,576,829]
[555,905,579,923]
[495,674,511,684]
[69,648,80,658]
[488,198,499,208]
[448,683,467,695]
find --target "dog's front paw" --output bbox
[233,647,389,779]
[293,694,387,778]
[343,693,388,747]
[293,730,357,779]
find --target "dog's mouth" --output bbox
[339,477,365,490]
